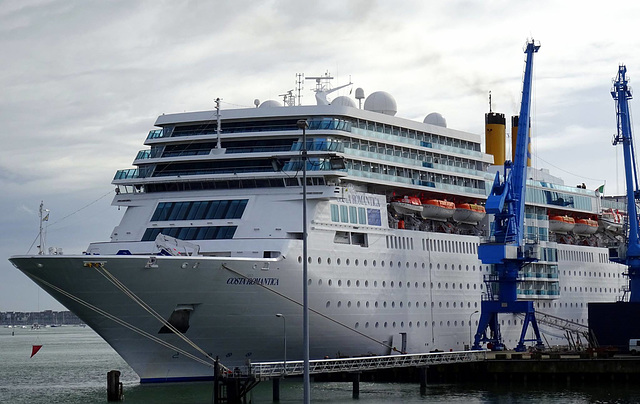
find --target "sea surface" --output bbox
[2,326,640,403]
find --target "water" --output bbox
[2,326,640,403]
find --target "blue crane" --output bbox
[611,65,640,302]
[472,40,544,352]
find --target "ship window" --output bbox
[358,207,367,224]
[340,206,349,223]
[151,200,248,221]
[141,226,237,241]
[331,205,340,222]
[349,206,358,224]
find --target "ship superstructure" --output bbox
[10,74,627,382]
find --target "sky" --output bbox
[2,0,640,311]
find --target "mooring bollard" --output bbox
[107,370,123,401]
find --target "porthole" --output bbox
[338,280,342,286]
[308,257,312,264]
[356,280,360,287]
[363,259,368,266]
[390,261,394,268]
[384,322,388,328]
[382,281,386,287]
[355,322,359,328]
[401,321,404,327]
[347,280,351,287]
[355,259,359,266]
[373,260,377,267]
[365,322,369,328]
[366,301,370,308]
[383,302,387,308]
[327,257,332,265]
[381,261,385,267]
[328,280,333,286]
[347,301,352,308]
[298,256,302,263]
[337,301,342,307]
[391,281,395,288]
[374,302,378,308]
[392,322,397,328]
[318,279,323,286]
[317,257,322,264]
[337,258,341,265]
[357,301,361,308]
[346,259,350,266]
[365,280,369,287]
[375,322,379,328]
[326,301,330,308]
[391,302,395,308]
[444,264,448,270]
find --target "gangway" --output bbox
[250,350,485,378]
[517,311,594,349]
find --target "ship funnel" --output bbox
[485,112,506,165]
[511,115,531,167]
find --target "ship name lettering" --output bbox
[226,277,279,286]
[337,193,381,207]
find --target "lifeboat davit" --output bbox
[420,199,455,221]
[599,208,624,233]
[453,203,486,224]
[549,215,575,233]
[390,196,422,215]
[574,218,598,235]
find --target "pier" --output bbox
[213,350,484,403]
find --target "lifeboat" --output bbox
[599,208,624,233]
[573,218,598,235]
[420,199,455,221]
[548,215,575,233]
[389,196,422,215]
[453,203,486,224]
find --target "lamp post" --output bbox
[296,119,310,404]
[275,313,287,375]
[469,310,479,350]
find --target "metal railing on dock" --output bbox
[250,350,486,378]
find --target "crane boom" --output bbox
[473,40,544,352]
[611,65,640,302]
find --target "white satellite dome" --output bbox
[259,100,282,108]
[363,91,397,116]
[424,112,447,128]
[331,96,356,108]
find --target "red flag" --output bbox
[30,345,43,358]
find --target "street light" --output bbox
[469,310,479,350]
[275,313,287,375]
[296,118,310,404]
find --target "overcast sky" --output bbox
[2,0,640,311]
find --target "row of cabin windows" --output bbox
[343,137,484,171]
[330,205,382,226]
[141,226,237,241]
[151,200,248,222]
[344,160,484,190]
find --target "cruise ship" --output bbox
[10,73,628,382]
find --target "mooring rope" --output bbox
[95,264,216,363]
[30,273,217,369]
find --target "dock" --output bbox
[211,350,640,403]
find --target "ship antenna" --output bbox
[489,91,492,113]
[211,98,226,155]
[296,73,304,106]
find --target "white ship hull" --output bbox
[10,230,625,382]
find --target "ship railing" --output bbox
[249,350,485,378]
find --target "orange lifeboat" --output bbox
[453,203,486,224]
[389,196,422,215]
[420,199,455,221]
[549,215,575,233]
[574,218,598,235]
